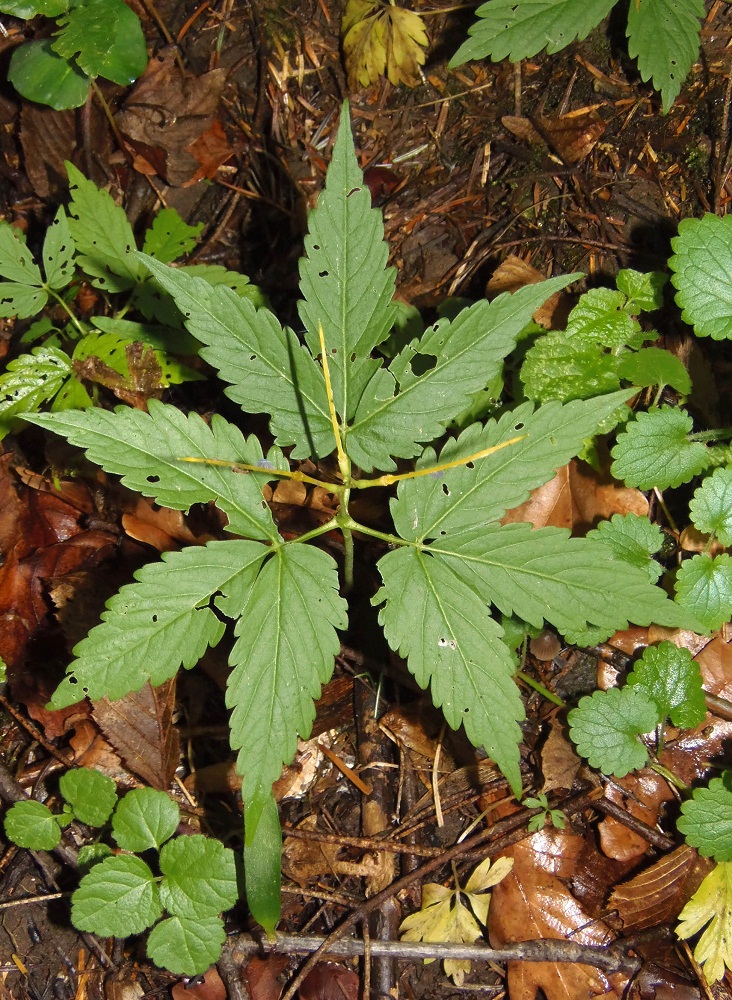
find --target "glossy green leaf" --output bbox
[4,800,61,850]
[611,406,710,490]
[147,915,226,976]
[675,553,732,632]
[8,39,89,110]
[59,768,117,826]
[670,215,732,340]
[678,775,732,860]
[568,686,660,776]
[690,467,732,545]
[626,640,706,728]
[112,789,180,852]
[72,855,161,936]
[159,835,238,918]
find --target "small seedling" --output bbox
[523,793,567,832]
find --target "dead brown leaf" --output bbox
[171,967,226,1000]
[598,771,674,862]
[610,845,714,932]
[540,718,581,794]
[487,255,566,329]
[299,962,360,1000]
[502,107,605,165]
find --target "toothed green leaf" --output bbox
[670,215,732,340]
[147,916,226,977]
[675,553,732,632]
[611,406,710,490]
[626,641,706,728]
[568,686,660,776]
[72,855,161,936]
[626,0,703,113]
[690,467,732,546]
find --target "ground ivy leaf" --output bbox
[52,0,147,86]
[627,0,704,113]
[299,102,396,427]
[349,276,579,470]
[159,835,238,919]
[72,855,161,936]
[520,333,622,403]
[568,687,660,776]
[27,402,279,541]
[450,0,614,65]
[675,553,732,632]
[4,801,62,850]
[677,862,732,984]
[0,347,71,436]
[626,641,706,728]
[227,544,348,833]
[564,287,643,348]
[678,775,732,860]
[587,512,664,584]
[112,789,180,852]
[433,522,692,635]
[142,208,203,264]
[42,207,76,290]
[617,347,691,395]
[147,915,225,977]
[611,406,709,490]
[392,392,633,541]
[375,546,524,796]
[48,541,268,709]
[616,268,667,313]
[670,214,732,340]
[138,255,333,460]
[690,468,732,546]
[59,768,117,827]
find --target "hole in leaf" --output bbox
[312,244,320,250]
[441,483,450,496]
[350,352,356,362]
[147,475,160,483]
[466,461,474,469]
[250,355,257,361]
[514,422,524,431]
[347,187,360,197]
[319,270,329,278]
[152,614,158,623]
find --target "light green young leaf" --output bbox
[449,0,615,65]
[616,268,667,313]
[4,800,62,850]
[675,553,732,632]
[244,793,281,936]
[72,855,161,936]
[349,276,579,470]
[77,843,112,867]
[8,39,90,110]
[159,835,238,918]
[391,392,634,541]
[375,547,524,795]
[564,287,643,348]
[626,641,706,728]
[47,540,268,709]
[690,467,732,545]
[616,347,691,395]
[27,402,279,540]
[59,768,116,826]
[520,334,621,403]
[52,0,147,86]
[670,215,732,340]
[226,544,348,832]
[0,347,71,437]
[51,375,91,412]
[138,256,334,460]
[587,512,664,584]
[611,406,709,490]
[432,522,692,635]
[677,862,732,984]
[678,774,732,860]
[298,101,396,424]
[42,207,76,290]
[112,789,180,852]
[568,686,660,776]
[147,915,225,977]
[626,0,704,113]
[142,209,203,264]
[66,163,142,290]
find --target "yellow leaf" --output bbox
[677,861,732,983]
[342,0,427,90]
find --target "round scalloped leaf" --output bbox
[147,915,225,976]
[616,347,691,396]
[567,686,660,777]
[8,40,89,110]
[112,788,180,852]
[59,768,117,827]
[626,641,706,728]
[159,835,238,919]
[4,800,61,850]
[670,215,732,340]
[565,287,643,348]
[611,406,709,490]
[678,774,732,860]
[71,855,161,936]
[77,843,113,868]
[616,269,667,313]
[690,468,732,546]
[675,553,732,632]
[589,513,664,584]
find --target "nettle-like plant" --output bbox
[2,0,147,110]
[27,103,693,929]
[451,0,705,113]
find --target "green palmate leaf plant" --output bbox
[450,0,705,113]
[27,103,693,933]
[3,775,237,976]
[0,164,264,437]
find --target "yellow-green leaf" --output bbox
[342,0,427,89]
[677,861,732,983]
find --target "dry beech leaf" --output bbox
[487,255,565,329]
[171,967,226,1000]
[342,0,427,89]
[298,963,360,1000]
[598,771,674,862]
[501,458,648,533]
[610,845,714,932]
[502,107,605,165]
[488,831,626,1000]
[68,716,129,782]
[540,718,581,794]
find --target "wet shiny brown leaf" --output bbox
[610,845,714,932]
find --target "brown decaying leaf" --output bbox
[502,107,605,165]
[598,771,674,862]
[68,715,130,783]
[540,717,581,794]
[92,678,180,790]
[73,343,165,409]
[610,845,715,932]
[487,255,566,329]
[488,830,626,1000]
[298,962,360,1000]
[244,955,290,1000]
[121,496,200,552]
[501,457,648,533]
[115,47,230,186]
[342,0,428,89]
[171,967,226,1000]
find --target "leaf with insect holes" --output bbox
[142,209,203,264]
[4,801,61,850]
[677,862,732,984]
[678,775,732,860]
[627,0,704,113]
[42,208,76,290]
[342,0,428,88]
[0,347,72,437]
[675,553,732,633]
[670,215,732,340]
[690,467,732,546]
[568,686,660,776]
[626,641,706,728]
[611,406,710,490]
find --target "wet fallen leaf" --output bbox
[342,0,427,89]
[503,107,605,165]
[171,967,226,1000]
[244,955,289,1000]
[298,962,360,1000]
[540,718,581,794]
[598,770,674,862]
[610,845,714,931]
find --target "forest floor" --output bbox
[2,0,732,998]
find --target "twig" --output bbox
[592,796,674,851]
